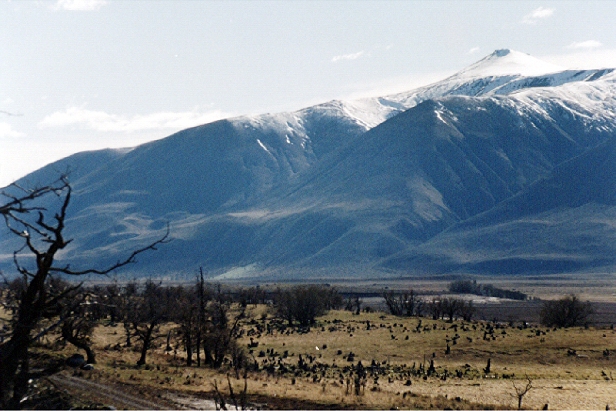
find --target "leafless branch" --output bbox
[49,224,170,276]
[0,175,68,216]
[512,374,534,410]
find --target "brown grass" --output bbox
[29,300,616,410]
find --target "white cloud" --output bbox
[331,51,367,63]
[468,47,480,55]
[522,6,555,24]
[52,0,107,11]
[539,48,616,69]
[0,122,25,139]
[39,107,232,132]
[566,40,603,50]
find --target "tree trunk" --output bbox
[0,268,48,408]
[0,337,29,409]
[137,324,155,366]
[165,330,172,352]
[124,323,132,347]
[62,325,96,364]
[196,331,201,367]
[185,334,193,367]
[13,352,30,409]
[203,340,214,366]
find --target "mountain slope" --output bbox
[3,49,616,280]
[242,89,616,275]
[382,137,616,274]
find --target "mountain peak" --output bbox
[493,48,512,57]
[454,49,564,78]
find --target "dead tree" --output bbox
[57,284,99,364]
[352,296,362,315]
[383,289,423,317]
[195,268,210,367]
[0,177,168,408]
[202,289,246,369]
[512,375,533,410]
[213,373,249,411]
[132,280,171,366]
[173,285,199,366]
[118,281,139,348]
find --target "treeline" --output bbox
[449,280,528,301]
[1,277,343,372]
[382,290,476,322]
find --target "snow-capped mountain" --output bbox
[214,49,614,154]
[334,49,612,128]
[3,49,616,280]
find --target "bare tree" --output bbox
[131,280,171,366]
[54,281,101,364]
[213,373,249,411]
[512,375,533,410]
[202,288,245,369]
[540,294,594,328]
[0,177,168,408]
[442,297,464,322]
[383,289,423,317]
[173,285,199,367]
[273,285,340,326]
[117,281,139,348]
[426,297,471,322]
[101,280,123,325]
[458,299,476,322]
[195,268,210,367]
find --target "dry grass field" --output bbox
[32,293,616,410]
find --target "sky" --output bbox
[2,0,616,187]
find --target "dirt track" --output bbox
[48,371,217,410]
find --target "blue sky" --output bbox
[2,0,616,186]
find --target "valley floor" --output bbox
[27,297,616,410]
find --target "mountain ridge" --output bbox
[3,49,616,281]
[382,137,616,275]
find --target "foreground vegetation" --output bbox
[5,286,614,410]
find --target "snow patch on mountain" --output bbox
[215,50,614,160]
[510,70,616,130]
[326,49,609,131]
[456,49,564,77]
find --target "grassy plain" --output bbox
[36,291,616,410]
